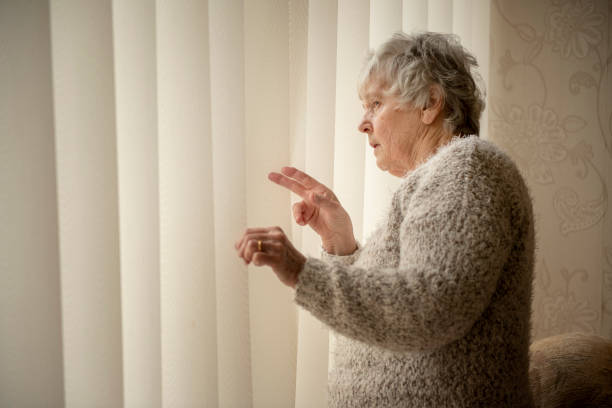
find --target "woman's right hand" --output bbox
[268,166,357,255]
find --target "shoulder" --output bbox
[400,136,525,191]
[429,136,520,181]
[397,136,531,218]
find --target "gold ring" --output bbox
[257,240,262,252]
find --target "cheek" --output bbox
[374,116,393,142]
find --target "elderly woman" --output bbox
[235,32,534,407]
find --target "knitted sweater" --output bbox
[294,136,535,407]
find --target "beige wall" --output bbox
[489,0,612,340]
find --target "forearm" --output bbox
[297,211,509,352]
[295,257,492,352]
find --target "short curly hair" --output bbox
[358,31,485,137]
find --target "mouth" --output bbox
[370,143,379,148]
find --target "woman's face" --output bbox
[358,81,425,177]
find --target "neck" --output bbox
[407,124,453,173]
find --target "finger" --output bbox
[235,227,273,251]
[282,168,340,205]
[239,233,271,260]
[292,201,306,225]
[242,230,285,261]
[245,239,282,263]
[292,199,318,226]
[268,172,309,199]
[252,251,276,267]
[302,199,315,222]
[280,167,326,191]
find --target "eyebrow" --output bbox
[360,92,382,102]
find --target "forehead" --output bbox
[359,80,387,101]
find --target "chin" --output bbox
[389,169,407,178]
[383,162,410,177]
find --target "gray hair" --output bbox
[358,31,485,137]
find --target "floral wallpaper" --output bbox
[489,0,611,340]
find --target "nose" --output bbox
[358,117,372,134]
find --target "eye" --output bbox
[362,100,381,112]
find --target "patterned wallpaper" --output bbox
[489,0,611,340]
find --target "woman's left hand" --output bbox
[234,226,306,289]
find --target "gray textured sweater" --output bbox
[295,136,535,407]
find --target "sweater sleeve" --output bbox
[294,146,515,352]
[320,240,363,266]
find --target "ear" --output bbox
[421,85,444,125]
